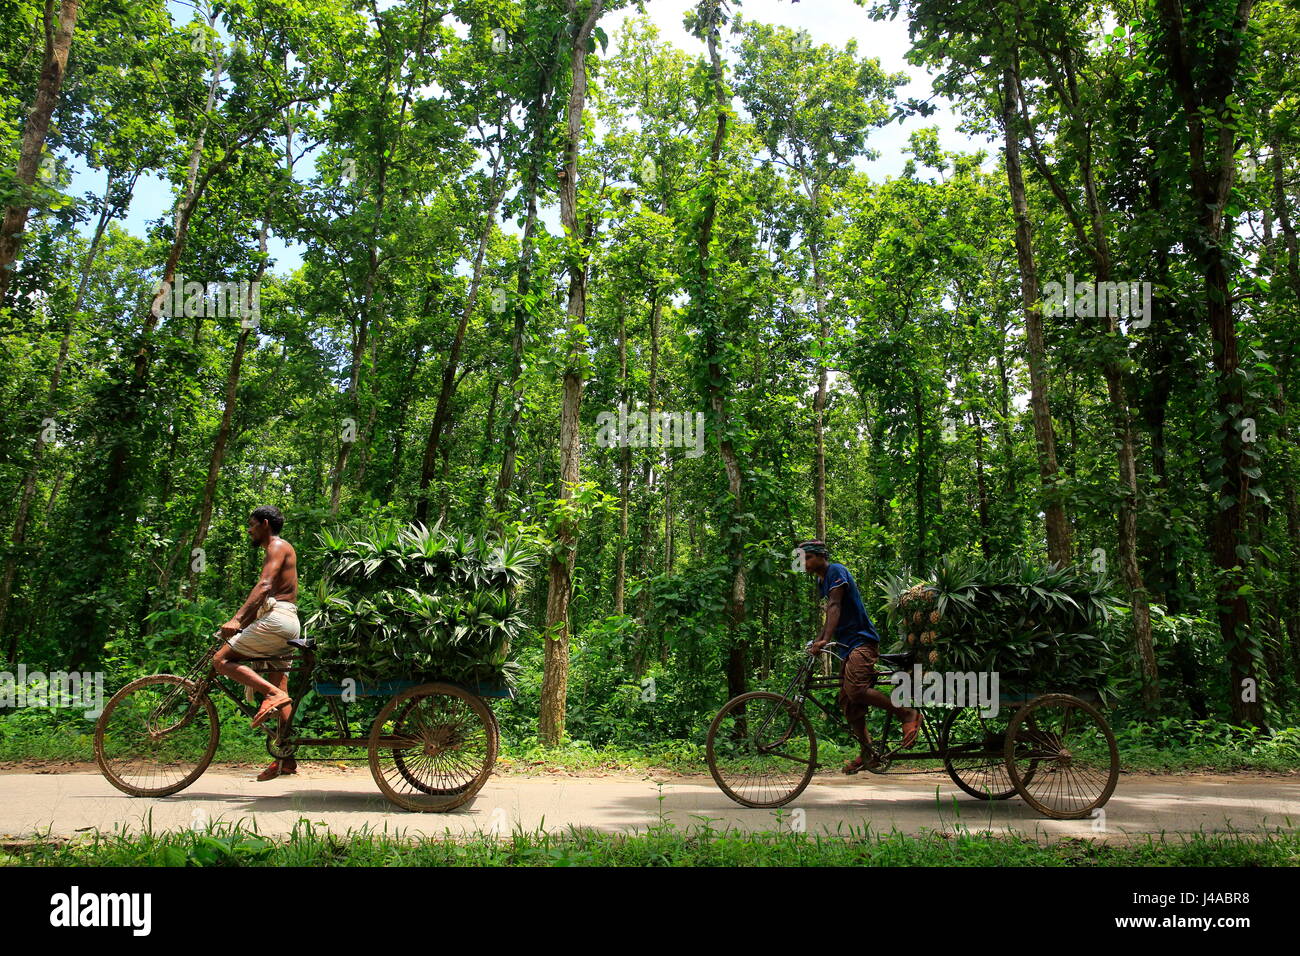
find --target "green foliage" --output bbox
[159,833,277,867]
[7,819,1299,868]
[1,0,1298,755]
[305,521,539,686]
[882,556,1123,694]
[1111,717,1300,772]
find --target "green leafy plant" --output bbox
[304,520,539,687]
[880,555,1123,695]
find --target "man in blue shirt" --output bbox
[798,540,921,772]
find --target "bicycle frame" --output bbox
[151,635,420,760]
[152,637,305,745]
[787,642,949,768]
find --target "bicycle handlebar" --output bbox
[804,640,846,656]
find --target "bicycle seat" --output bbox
[287,637,315,650]
[878,650,915,670]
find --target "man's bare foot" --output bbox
[901,709,923,748]
[842,755,864,774]
[252,692,292,728]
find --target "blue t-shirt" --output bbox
[819,562,880,659]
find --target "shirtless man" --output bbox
[213,505,300,781]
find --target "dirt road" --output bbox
[1,765,1296,842]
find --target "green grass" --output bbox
[3,820,1297,867]
[1111,718,1300,772]
[3,704,1297,775]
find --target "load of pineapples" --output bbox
[882,556,1121,694]
[303,521,538,688]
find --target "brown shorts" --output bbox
[838,641,880,724]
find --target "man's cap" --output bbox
[795,539,829,556]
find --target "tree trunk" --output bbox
[0,0,80,304]
[692,1,748,705]
[633,289,662,625]
[811,238,829,541]
[1014,51,1159,707]
[1269,133,1300,683]
[972,408,992,557]
[181,105,298,599]
[664,460,674,572]
[0,164,119,665]
[913,381,927,574]
[1156,0,1263,727]
[329,213,383,515]
[614,305,629,615]
[993,322,1017,496]
[538,0,605,747]
[1000,67,1071,566]
[184,218,269,598]
[417,172,507,522]
[329,13,428,516]
[64,143,233,667]
[175,8,222,240]
[496,62,561,513]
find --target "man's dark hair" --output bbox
[251,505,284,534]
[796,539,829,558]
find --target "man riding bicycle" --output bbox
[797,539,921,771]
[212,505,300,781]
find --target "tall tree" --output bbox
[0,0,80,305]
[1154,0,1265,726]
[733,20,900,542]
[538,0,609,746]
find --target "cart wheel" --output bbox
[368,683,497,812]
[1004,693,1118,819]
[387,695,499,797]
[707,691,817,808]
[94,674,220,797]
[940,706,1024,800]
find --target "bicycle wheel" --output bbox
[1005,693,1119,819]
[707,691,817,809]
[94,674,220,797]
[940,706,1021,800]
[368,683,497,812]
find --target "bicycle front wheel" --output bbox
[706,691,817,809]
[94,674,220,797]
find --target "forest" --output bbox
[1,0,1298,760]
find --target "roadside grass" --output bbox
[2,820,1296,867]
[1110,719,1300,773]
[3,707,1298,775]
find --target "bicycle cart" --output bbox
[706,642,1119,820]
[93,635,505,812]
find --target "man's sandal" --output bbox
[256,757,297,782]
[251,693,293,728]
[843,751,883,774]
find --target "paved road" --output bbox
[1,767,1296,842]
